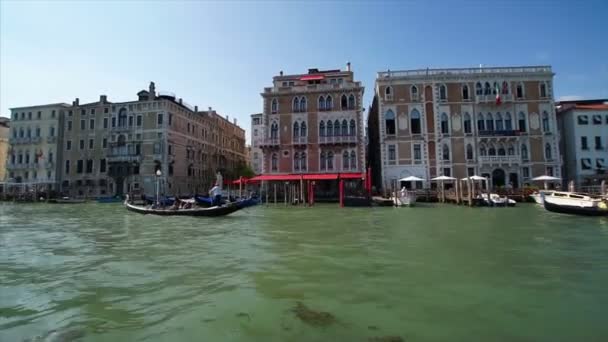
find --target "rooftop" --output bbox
[377,65,553,79]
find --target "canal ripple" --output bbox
[1,202,608,341]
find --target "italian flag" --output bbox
[495,83,502,105]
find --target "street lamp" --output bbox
[156,169,162,206]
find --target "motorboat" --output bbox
[372,196,394,207]
[123,195,245,217]
[542,191,608,216]
[391,189,416,207]
[479,193,515,207]
[530,190,554,205]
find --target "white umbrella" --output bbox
[431,175,456,181]
[531,175,561,181]
[399,176,425,182]
[461,175,486,181]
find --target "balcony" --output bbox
[45,162,54,169]
[31,136,42,144]
[264,81,362,94]
[9,137,31,145]
[479,155,520,164]
[319,135,358,145]
[478,130,519,137]
[107,153,142,163]
[476,94,513,103]
[111,125,131,133]
[292,136,308,145]
[47,136,57,143]
[259,138,280,148]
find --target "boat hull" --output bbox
[124,201,242,217]
[543,199,608,216]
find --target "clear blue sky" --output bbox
[1,0,607,143]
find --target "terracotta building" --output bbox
[368,66,561,190]
[0,117,9,182]
[258,64,365,175]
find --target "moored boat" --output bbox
[543,191,608,216]
[372,196,394,207]
[530,190,554,205]
[49,197,86,204]
[124,197,243,217]
[391,189,417,207]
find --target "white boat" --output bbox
[530,190,554,204]
[391,189,417,207]
[479,193,515,207]
[543,191,608,216]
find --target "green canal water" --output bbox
[1,202,608,341]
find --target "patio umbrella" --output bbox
[531,175,561,190]
[431,175,456,181]
[399,176,425,182]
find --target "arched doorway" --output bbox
[492,169,506,188]
[509,173,519,189]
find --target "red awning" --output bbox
[249,174,303,181]
[300,75,325,81]
[249,173,365,182]
[340,172,366,179]
[303,174,338,180]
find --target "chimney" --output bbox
[226,115,229,121]
[279,70,283,76]
[208,107,212,111]
[73,98,79,106]
[194,105,198,112]
[233,118,237,125]
[149,81,156,96]
[179,98,183,105]
[100,95,107,103]
[346,61,351,72]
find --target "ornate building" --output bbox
[369,66,561,190]
[258,64,365,174]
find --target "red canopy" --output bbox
[299,75,325,81]
[249,174,303,182]
[249,173,365,182]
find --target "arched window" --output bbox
[385,86,393,100]
[466,144,474,160]
[480,145,487,156]
[475,82,483,95]
[410,109,421,134]
[300,122,307,138]
[341,120,348,136]
[521,144,529,160]
[464,112,472,133]
[118,108,127,127]
[350,119,356,136]
[294,152,300,171]
[441,113,449,134]
[492,82,499,95]
[270,122,278,139]
[489,144,496,156]
[505,112,513,130]
[341,94,348,109]
[439,84,447,100]
[348,94,355,109]
[293,122,299,138]
[334,120,341,136]
[411,85,418,100]
[319,121,326,137]
[495,112,503,131]
[518,112,527,132]
[442,144,450,161]
[486,113,494,131]
[19,128,24,138]
[484,82,492,95]
[350,151,356,169]
[327,121,333,137]
[462,84,469,100]
[385,110,396,135]
[299,97,307,112]
[343,151,349,170]
[25,151,30,164]
[516,83,524,98]
[545,143,552,160]
[507,144,515,155]
[542,111,550,132]
[26,127,31,138]
[271,99,278,114]
[498,145,506,156]
[271,153,278,171]
[540,82,547,98]
[477,113,485,131]
[320,151,326,170]
[293,97,299,112]
[318,96,325,111]
[326,95,332,110]
[327,152,334,170]
[502,81,509,94]
[301,152,307,171]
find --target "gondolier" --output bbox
[209,183,222,206]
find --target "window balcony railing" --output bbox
[292,136,308,145]
[478,130,519,137]
[107,153,142,163]
[9,137,32,145]
[260,138,280,147]
[475,94,513,103]
[479,155,520,164]
[47,136,57,143]
[31,136,41,143]
[45,162,54,169]
[319,135,358,144]
[111,125,131,133]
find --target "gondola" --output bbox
[124,198,243,217]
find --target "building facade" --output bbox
[6,82,246,197]
[369,66,561,190]
[7,104,68,191]
[556,99,608,187]
[0,117,9,181]
[250,113,263,174]
[258,64,365,175]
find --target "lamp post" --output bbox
[155,169,162,205]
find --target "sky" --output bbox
[1,0,607,143]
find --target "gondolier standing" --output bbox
[209,183,222,206]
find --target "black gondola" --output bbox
[124,199,243,217]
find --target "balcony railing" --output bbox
[31,136,41,143]
[378,66,552,78]
[47,136,57,143]
[260,138,280,147]
[292,136,308,145]
[111,125,131,132]
[264,81,362,94]
[107,154,142,163]
[478,130,519,137]
[45,162,54,169]
[8,137,31,145]
[319,135,358,144]
[479,155,520,164]
[476,94,514,103]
